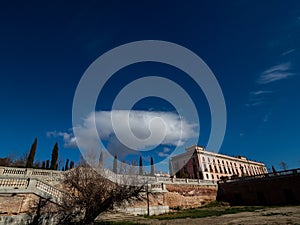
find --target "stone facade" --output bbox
[171,145,267,181]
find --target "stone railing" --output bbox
[101,168,217,186]
[0,167,62,178]
[218,168,300,183]
[0,177,29,189]
[0,166,216,194]
[0,176,65,204]
[35,180,62,198]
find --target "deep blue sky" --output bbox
[0,1,299,171]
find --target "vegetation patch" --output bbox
[146,204,265,220]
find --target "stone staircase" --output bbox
[0,167,65,205]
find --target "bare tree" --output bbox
[56,166,144,224]
[28,197,52,225]
[279,161,288,171]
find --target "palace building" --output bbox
[170,145,267,181]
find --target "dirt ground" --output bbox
[141,206,300,225]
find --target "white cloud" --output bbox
[49,110,198,151]
[257,62,295,84]
[158,152,170,157]
[163,147,171,153]
[47,131,77,148]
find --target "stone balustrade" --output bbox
[218,168,300,183]
[101,168,216,186]
[35,180,63,199]
[0,177,29,189]
[0,166,216,197]
[0,176,65,205]
[0,167,61,177]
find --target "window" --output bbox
[214,166,218,173]
[202,157,205,161]
[212,174,214,179]
[206,174,209,179]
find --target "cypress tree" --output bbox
[41,161,46,169]
[50,142,59,170]
[99,151,104,169]
[150,157,155,176]
[113,155,117,173]
[119,160,125,174]
[46,160,50,169]
[70,161,74,169]
[65,159,69,171]
[139,156,143,175]
[26,138,37,168]
[169,159,174,177]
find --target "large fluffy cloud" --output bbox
[49,110,198,151]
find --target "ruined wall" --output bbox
[127,183,217,210]
[0,193,38,215]
[164,184,217,209]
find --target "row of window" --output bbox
[202,156,238,167]
[203,163,265,176]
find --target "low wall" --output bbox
[124,205,169,216]
[217,169,300,205]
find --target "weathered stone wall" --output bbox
[0,194,38,215]
[217,172,300,205]
[125,183,217,210]
[164,184,217,209]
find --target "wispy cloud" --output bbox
[263,111,272,123]
[257,62,295,84]
[281,49,295,56]
[245,90,273,107]
[250,90,273,96]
